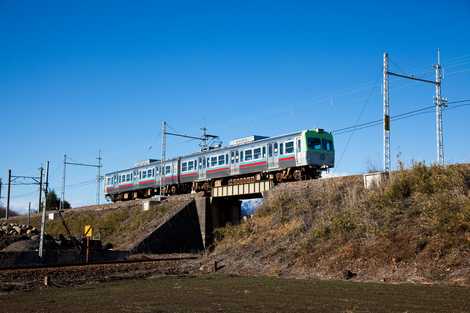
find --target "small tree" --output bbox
[46,190,71,210]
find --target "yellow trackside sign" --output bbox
[84,225,93,238]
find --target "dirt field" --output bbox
[1,274,470,313]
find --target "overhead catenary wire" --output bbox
[332,100,470,136]
[336,80,379,168]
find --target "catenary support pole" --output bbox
[160,121,167,197]
[60,154,66,211]
[28,202,31,226]
[39,161,49,258]
[6,170,11,219]
[97,150,102,205]
[383,52,390,172]
[37,166,43,217]
[434,49,445,165]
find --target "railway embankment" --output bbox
[4,194,195,254]
[207,163,470,285]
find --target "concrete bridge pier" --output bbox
[196,196,241,248]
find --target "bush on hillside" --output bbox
[213,163,470,282]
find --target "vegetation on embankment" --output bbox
[8,195,192,249]
[212,163,470,285]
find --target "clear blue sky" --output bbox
[1,1,469,211]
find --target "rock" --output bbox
[13,226,21,234]
[2,239,39,252]
[342,270,357,280]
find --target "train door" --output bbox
[230,150,240,175]
[198,156,206,180]
[267,142,279,169]
[296,137,303,165]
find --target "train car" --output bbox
[104,128,334,202]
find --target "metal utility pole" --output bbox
[60,154,66,211]
[39,161,49,258]
[28,202,31,226]
[160,121,167,197]
[4,169,42,219]
[383,51,446,169]
[434,49,446,165]
[62,152,103,206]
[383,53,391,172]
[37,166,43,214]
[97,150,102,205]
[6,170,12,219]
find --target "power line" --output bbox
[336,81,379,168]
[333,100,470,136]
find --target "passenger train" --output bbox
[104,128,334,202]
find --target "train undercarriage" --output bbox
[107,166,322,202]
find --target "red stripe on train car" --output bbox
[279,156,295,162]
[118,184,134,189]
[162,176,177,182]
[138,180,155,185]
[240,161,267,168]
[207,167,230,174]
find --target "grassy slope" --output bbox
[8,195,193,249]
[212,163,470,285]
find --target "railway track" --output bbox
[0,254,201,292]
[0,254,200,272]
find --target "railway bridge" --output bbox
[131,181,274,253]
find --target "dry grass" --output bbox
[212,163,470,284]
[7,195,192,249]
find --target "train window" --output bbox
[262,146,266,158]
[245,149,253,161]
[194,160,198,169]
[307,138,322,150]
[285,141,294,154]
[321,139,328,151]
[230,151,234,164]
[142,171,147,178]
[148,169,152,177]
[240,151,243,162]
[118,176,121,183]
[165,165,171,174]
[297,139,301,152]
[218,155,224,165]
[211,156,217,167]
[274,143,278,155]
[182,162,187,172]
[188,161,194,171]
[236,151,239,163]
[203,157,207,168]
[225,154,228,164]
[280,143,284,155]
[327,140,334,151]
[253,148,261,159]
[268,144,273,157]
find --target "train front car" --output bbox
[303,128,335,171]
